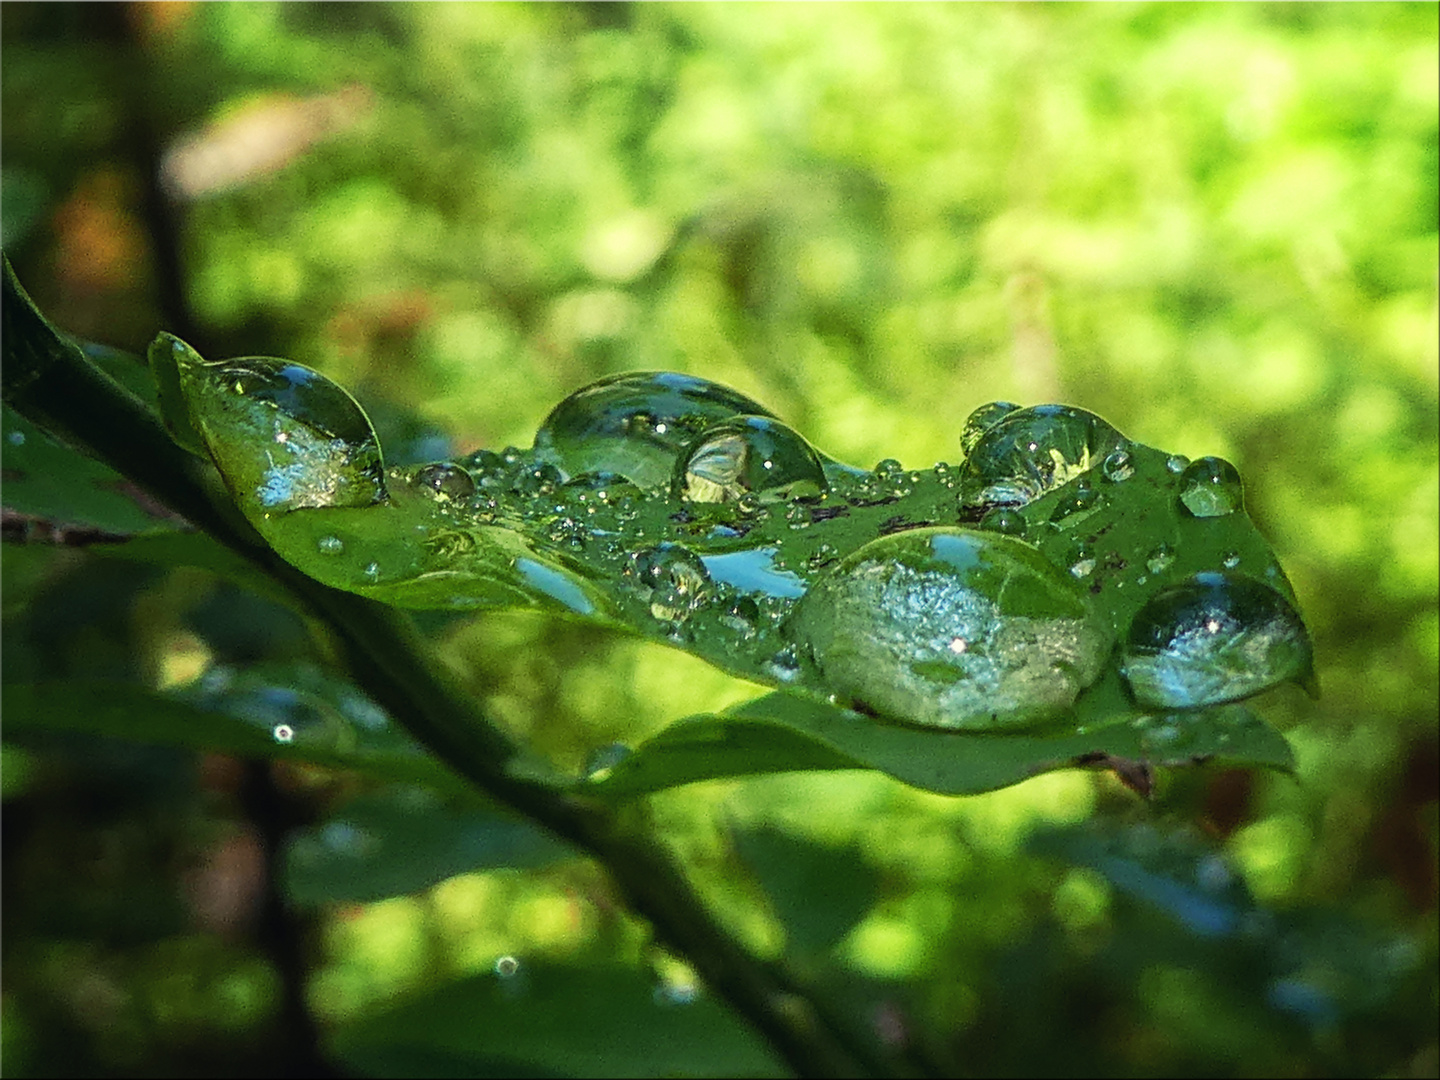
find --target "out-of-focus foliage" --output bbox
[2,3,1435,1077]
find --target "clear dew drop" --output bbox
[959,401,1021,456]
[181,355,388,511]
[978,507,1027,537]
[627,543,710,621]
[1178,456,1244,518]
[1121,571,1314,709]
[494,955,522,978]
[532,371,775,490]
[6,429,25,446]
[961,405,1128,508]
[786,527,1113,730]
[583,742,632,780]
[1166,454,1190,475]
[1101,448,1135,483]
[672,415,828,504]
[272,723,295,744]
[413,462,476,500]
[1222,551,1242,570]
[1146,543,1176,575]
[317,535,345,555]
[720,595,761,636]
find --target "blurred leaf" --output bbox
[2,675,469,795]
[284,787,575,906]
[330,961,787,1079]
[732,825,881,955]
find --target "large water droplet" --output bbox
[672,416,827,504]
[787,527,1113,730]
[959,401,1021,456]
[1121,571,1314,709]
[179,354,387,511]
[533,372,775,490]
[414,462,476,500]
[1178,457,1244,518]
[961,405,1127,508]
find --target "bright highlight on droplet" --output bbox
[272,724,295,744]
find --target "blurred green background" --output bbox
[2,2,1435,1076]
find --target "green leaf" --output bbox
[284,787,575,906]
[732,825,881,955]
[2,405,182,535]
[329,961,787,1079]
[2,675,470,795]
[586,677,1293,799]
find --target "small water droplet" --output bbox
[1222,551,1241,570]
[786,527,1113,730]
[628,543,710,620]
[1121,571,1314,708]
[673,416,827,504]
[873,457,904,476]
[961,405,1127,508]
[1101,448,1135,483]
[6,430,25,446]
[414,462,476,500]
[720,595,761,636]
[533,372,774,490]
[979,507,1027,536]
[764,646,802,683]
[1146,544,1176,575]
[959,401,1021,456]
[1048,479,1100,523]
[363,561,381,581]
[1070,557,1097,579]
[584,742,632,780]
[1178,457,1244,518]
[494,955,521,978]
[318,535,345,555]
[272,723,295,744]
[512,461,563,495]
[1166,454,1190,475]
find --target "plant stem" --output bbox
[3,255,882,1077]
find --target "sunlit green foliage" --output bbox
[2,3,1435,1077]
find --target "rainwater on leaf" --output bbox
[1178,456,1244,518]
[786,527,1113,730]
[673,416,828,504]
[961,404,1128,508]
[1121,571,1314,709]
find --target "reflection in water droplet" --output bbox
[700,547,807,599]
[959,401,1021,456]
[363,562,381,581]
[1178,457,1244,518]
[979,507,1027,536]
[1222,551,1241,569]
[272,723,295,744]
[1121,571,1313,709]
[628,543,710,621]
[962,405,1127,508]
[1146,544,1176,575]
[673,416,828,504]
[787,527,1113,730]
[7,430,25,446]
[764,646,802,683]
[181,354,388,511]
[1102,449,1135,483]
[414,462,476,500]
[494,955,521,978]
[720,596,761,636]
[318,535,344,555]
[533,372,774,490]
[1166,454,1190,475]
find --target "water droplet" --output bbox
[1101,448,1135,483]
[763,646,802,683]
[628,543,710,620]
[673,416,827,504]
[1069,556,1097,579]
[1222,551,1242,570]
[363,562,381,581]
[1146,544,1176,575]
[959,401,1021,456]
[6,430,25,446]
[720,595,761,636]
[584,742,632,780]
[1121,571,1314,709]
[272,723,295,744]
[961,405,1127,507]
[511,461,563,495]
[317,535,345,555]
[1048,479,1100,523]
[494,955,521,978]
[178,354,388,511]
[701,547,807,599]
[533,372,774,490]
[414,461,476,500]
[873,457,904,477]
[978,507,1027,537]
[653,978,700,1006]
[1178,457,1244,518]
[787,527,1113,730]
[1166,454,1190,475]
